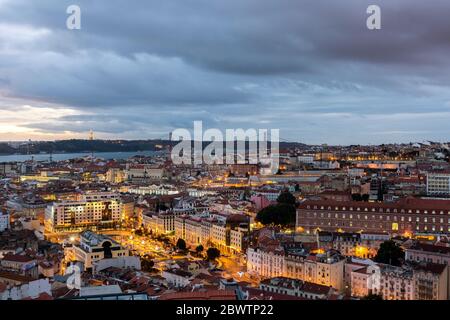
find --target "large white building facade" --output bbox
[71,230,129,270]
[427,172,450,196]
[45,198,122,233]
[0,211,9,232]
[247,245,345,291]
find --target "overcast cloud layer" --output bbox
[0,0,450,144]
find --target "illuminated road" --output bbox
[218,255,259,286]
[52,228,259,285]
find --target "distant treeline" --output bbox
[0,139,306,155]
[0,140,168,155]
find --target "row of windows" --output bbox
[305,206,450,215]
[303,220,450,232]
[303,212,450,223]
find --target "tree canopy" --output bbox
[351,193,370,201]
[141,255,155,272]
[206,247,220,261]
[176,238,187,251]
[255,190,297,226]
[277,191,297,205]
[256,203,296,226]
[374,240,405,266]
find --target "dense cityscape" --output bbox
[1,139,450,301]
[1,0,450,313]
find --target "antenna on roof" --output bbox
[89,129,94,161]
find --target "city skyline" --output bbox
[1,1,450,144]
[3,0,450,306]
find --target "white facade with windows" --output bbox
[45,199,122,233]
[427,172,450,196]
[71,230,129,269]
[0,211,10,232]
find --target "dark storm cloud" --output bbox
[1,0,450,143]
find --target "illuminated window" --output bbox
[391,223,399,231]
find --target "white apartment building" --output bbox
[427,172,450,196]
[162,269,192,288]
[77,192,121,202]
[351,262,448,300]
[247,246,285,278]
[351,264,377,297]
[413,264,448,300]
[177,217,202,245]
[71,230,129,270]
[230,227,247,253]
[252,190,281,202]
[376,265,414,300]
[185,219,202,245]
[174,216,186,240]
[105,168,125,184]
[211,223,228,251]
[125,164,164,182]
[259,277,334,300]
[0,278,51,300]
[0,211,9,232]
[173,214,249,254]
[405,243,450,298]
[126,185,179,196]
[45,198,122,233]
[247,246,345,291]
[142,212,175,236]
[305,255,345,291]
[297,155,315,164]
[351,264,414,300]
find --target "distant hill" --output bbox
[0,143,16,154]
[0,139,308,155]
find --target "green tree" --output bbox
[141,257,155,272]
[374,240,405,266]
[256,203,296,226]
[206,247,220,261]
[243,189,252,200]
[352,193,362,201]
[176,238,187,251]
[277,191,296,205]
[195,245,204,254]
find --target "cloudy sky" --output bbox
[0,0,450,145]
